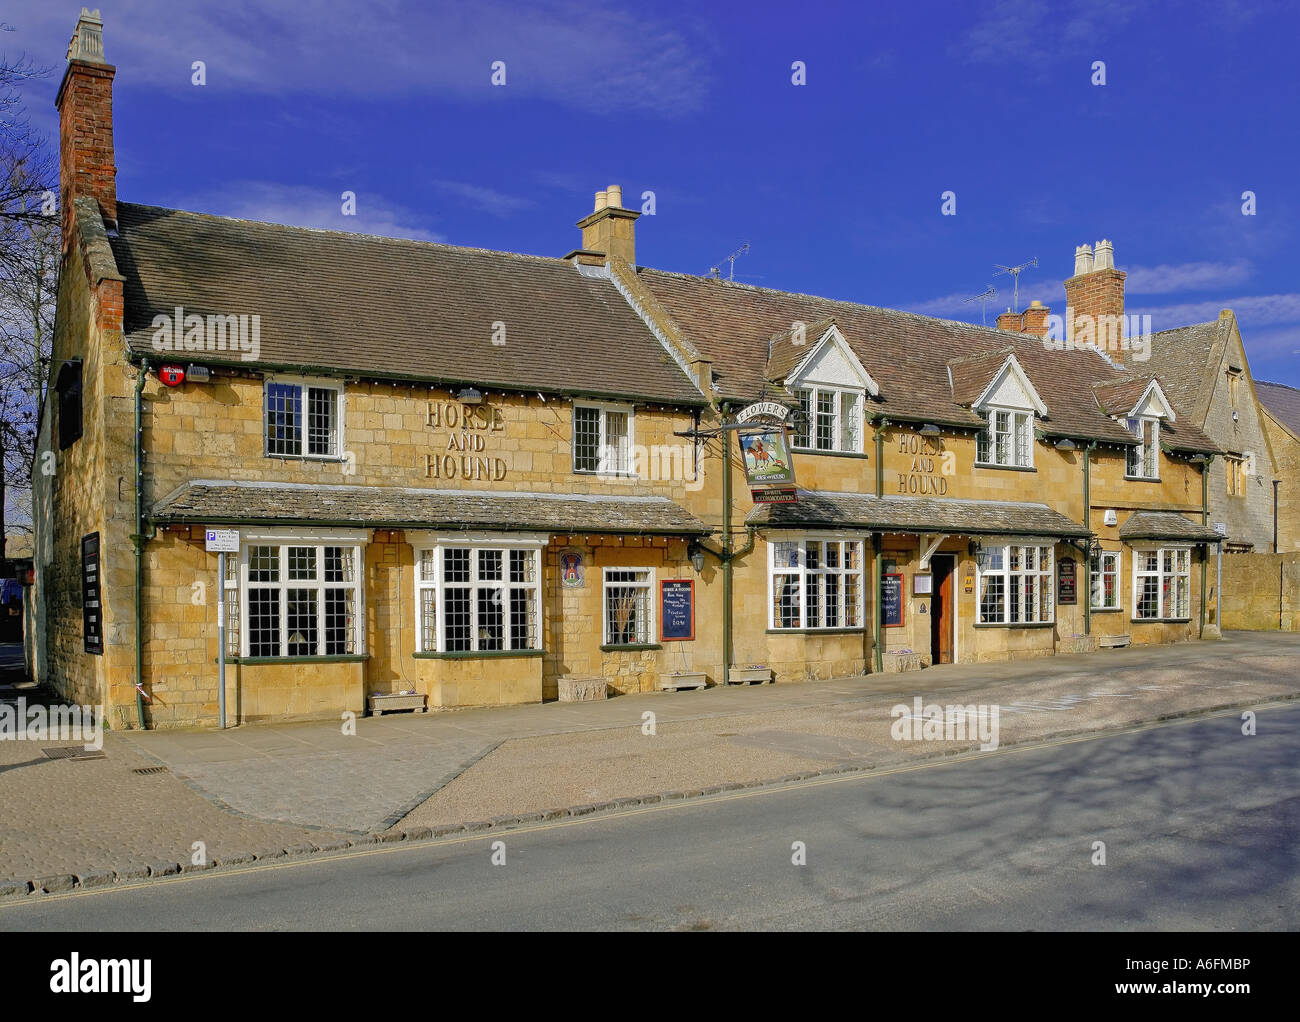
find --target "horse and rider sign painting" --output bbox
[736,401,798,503]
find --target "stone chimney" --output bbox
[55,8,117,252]
[565,184,639,267]
[1064,238,1127,362]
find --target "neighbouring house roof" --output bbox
[1256,380,1300,438]
[1142,318,1231,424]
[745,490,1090,538]
[1118,510,1223,543]
[151,480,710,535]
[108,202,706,407]
[635,268,1219,451]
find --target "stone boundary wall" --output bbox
[1220,553,1300,631]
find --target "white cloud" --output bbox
[175,181,446,242]
[1132,293,1300,329]
[1122,261,1251,295]
[14,0,712,115]
[430,179,533,217]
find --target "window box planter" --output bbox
[728,666,772,685]
[659,670,708,691]
[368,692,427,716]
[881,651,924,673]
[558,676,608,702]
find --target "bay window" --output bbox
[1133,546,1191,620]
[238,540,363,657]
[416,542,541,653]
[769,538,864,629]
[977,542,1054,624]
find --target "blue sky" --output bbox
[9,0,1300,385]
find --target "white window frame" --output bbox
[264,375,345,461]
[1125,417,1160,479]
[413,536,544,654]
[1132,545,1191,621]
[767,535,865,630]
[793,385,864,454]
[976,541,1055,625]
[237,534,365,658]
[602,566,655,646]
[976,408,1034,468]
[573,401,636,477]
[1090,549,1121,610]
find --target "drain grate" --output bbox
[42,747,105,761]
[132,766,168,775]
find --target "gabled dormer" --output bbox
[949,349,1048,470]
[768,320,879,454]
[1092,376,1175,480]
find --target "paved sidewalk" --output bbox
[118,631,1300,833]
[3,631,1297,889]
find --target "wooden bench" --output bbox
[1097,635,1132,649]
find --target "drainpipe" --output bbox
[722,404,733,687]
[1082,442,1095,636]
[1200,455,1211,638]
[1274,479,1280,554]
[132,358,150,729]
[872,417,888,673]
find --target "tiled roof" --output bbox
[947,347,1016,407]
[1143,319,1229,423]
[745,489,1090,537]
[109,203,706,406]
[151,480,709,535]
[1256,380,1300,438]
[636,268,1207,447]
[1118,510,1222,543]
[765,316,835,384]
[1091,376,1155,416]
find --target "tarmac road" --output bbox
[3,702,1296,931]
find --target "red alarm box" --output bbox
[158,364,186,387]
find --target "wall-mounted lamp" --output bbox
[1054,437,1077,451]
[688,540,706,573]
[457,387,483,404]
[918,423,942,436]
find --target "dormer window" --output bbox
[976,409,1034,468]
[794,386,863,453]
[1125,417,1159,479]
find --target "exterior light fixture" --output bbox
[1054,437,1076,450]
[688,541,707,573]
[918,423,941,436]
[457,387,483,404]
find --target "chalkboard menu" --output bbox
[881,572,905,628]
[660,579,695,641]
[1058,556,1077,606]
[82,532,103,655]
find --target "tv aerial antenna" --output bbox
[708,241,750,281]
[963,286,998,327]
[993,258,1038,313]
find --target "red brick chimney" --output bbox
[995,299,1051,339]
[55,8,117,253]
[1064,240,1127,363]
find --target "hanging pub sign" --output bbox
[1058,556,1077,605]
[735,401,798,504]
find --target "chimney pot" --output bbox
[605,184,623,209]
[67,8,107,65]
[1094,239,1114,270]
[594,190,608,212]
[1073,244,1094,277]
